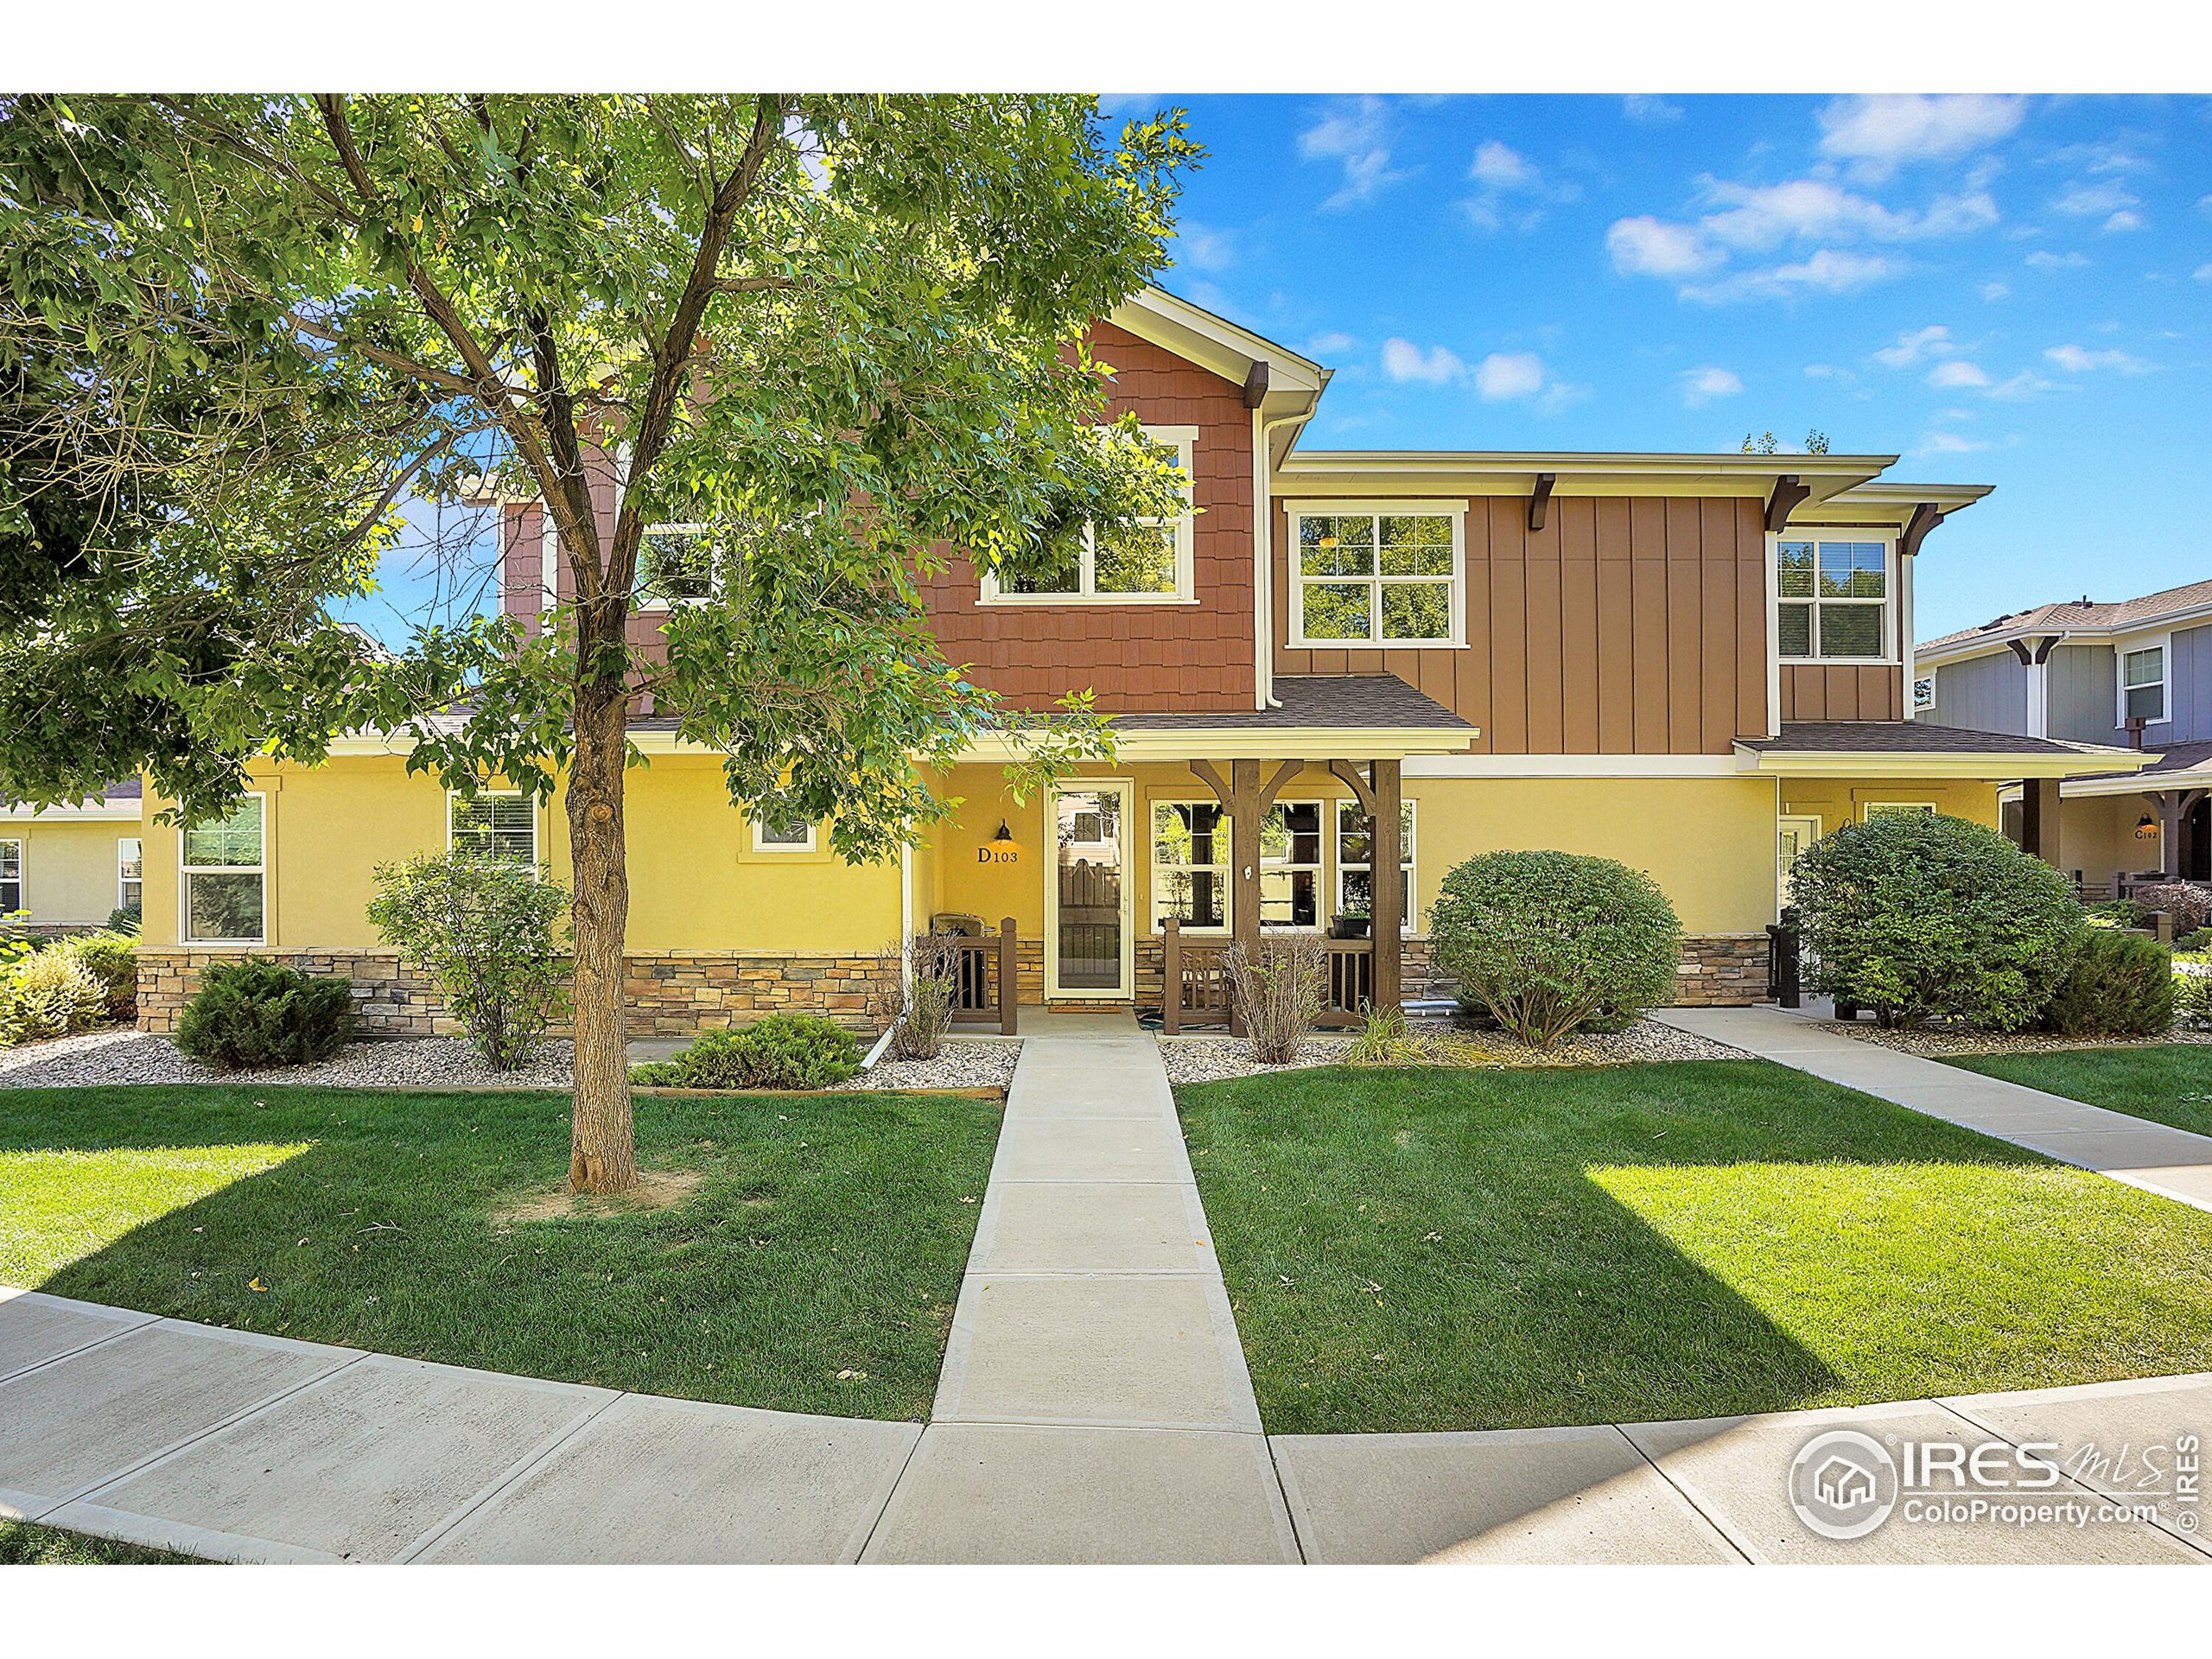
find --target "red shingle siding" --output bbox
[918,321,1258,712]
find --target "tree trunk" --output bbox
[566,664,637,1194]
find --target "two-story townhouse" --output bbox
[1918,577,2212,893]
[129,289,2146,1034]
[0,780,144,935]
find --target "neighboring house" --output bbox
[129,289,2143,1034]
[0,779,144,933]
[1917,577,2212,891]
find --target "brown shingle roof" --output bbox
[1114,676,1471,732]
[1919,575,2212,654]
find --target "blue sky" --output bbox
[348,92,2211,647]
[1139,93,2211,640]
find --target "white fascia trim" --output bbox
[1734,747,2153,780]
[2062,764,2212,798]
[1403,754,1744,779]
[0,803,143,822]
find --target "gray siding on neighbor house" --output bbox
[1929,650,2028,734]
[2048,641,2118,745]
[2168,622,2212,741]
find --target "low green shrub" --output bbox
[645,1014,862,1091]
[1427,849,1682,1049]
[2177,972,2212,1029]
[173,959,356,1069]
[0,950,107,1045]
[59,931,137,1021]
[2083,899,2152,931]
[2177,929,2212,954]
[628,1059,683,1086]
[2040,930,2175,1037]
[1794,814,2083,1030]
[107,905,142,935]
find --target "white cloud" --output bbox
[1381,337,1467,384]
[1470,140,1538,192]
[1815,94,2028,178]
[1981,280,2012,301]
[1306,330,1357,356]
[1623,95,1684,124]
[2025,249,2093,270]
[1803,363,1850,380]
[1680,365,1745,407]
[2195,264,2212,283]
[1474,351,1548,402]
[1685,248,1904,303]
[1606,214,1723,278]
[2045,343,2151,374]
[2103,210,2144,233]
[1928,359,1993,389]
[1170,221,1236,272]
[2050,140,2150,175]
[1462,140,1578,233]
[1697,176,1997,251]
[1987,370,2056,400]
[1873,324,1960,368]
[1298,97,1411,211]
[1916,430,1993,455]
[2054,181,2139,217]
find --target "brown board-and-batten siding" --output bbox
[1777,664,1905,722]
[1273,493,1770,755]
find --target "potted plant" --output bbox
[1329,911,1372,940]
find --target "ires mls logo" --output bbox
[1789,1430,1900,1540]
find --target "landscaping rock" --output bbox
[1159,1016,1741,1085]
[854,1040,1020,1092]
[1816,1020,2212,1059]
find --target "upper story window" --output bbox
[636,524,716,609]
[1911,671,1936,713]
[181,795,265,944]
[1777,536,1892,663]
[982,427,1197,606]
[1288,504,1464,649]
[449,791,537,865]
[2119,639,2169,726]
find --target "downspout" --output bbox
[1254,407,1308,711]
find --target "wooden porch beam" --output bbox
[1257,759,1304,817]
[1188,758,1232,808]
[1328,758,1376,817]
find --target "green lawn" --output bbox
[1177,1059,2212,1435]
[0,1084,999,1421]
[1942,1045,2212,1137]
[0,1520,200,1565]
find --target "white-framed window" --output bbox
[1287,503,1464,648]
[750,804,818,853]
[1150,799,1230,931]
[1776,535,1894,663]
[0,838,21,914]
[1911,671,1936,713]
[1862,800,1937,822]
[448,791,537,865]
[1259,801,1325,930]
[181,796,265,944]
[635,523,717,610]
[2118,638,2169,726]
[118,836,143,912]
[1335,799,1416,933]
[981,426,1198,605]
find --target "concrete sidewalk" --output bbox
[1661,1005,2212,1214]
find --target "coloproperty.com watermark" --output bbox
[1788,1427,2202,1541]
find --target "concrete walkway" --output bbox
[1660,1006,2212,1213]
[860,1009,1299,1562]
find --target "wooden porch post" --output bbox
[1370,759,1402,1013]
[1161,916,1181,1035]
[996,916,1019,1036]
[2020,778,2063,872]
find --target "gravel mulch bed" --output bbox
[0,1029,575,1090]
[1815,1020,2212,1058]
[853,1039,1020,1092]
[1160,1015,1744,1085]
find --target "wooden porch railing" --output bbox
[941,916,1020,1036]
[1160,917,1377,1034]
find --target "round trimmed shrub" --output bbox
[1427,850,1684,1049]
[2039,929,2175,1037]
[1791,812,2083,1031]
[174,958,357,1069]
[647,1014,861,1091]
[59,931,137,1021]
[0,950,108,1045]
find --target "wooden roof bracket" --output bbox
[1901,499,1949,559]
[1241,359,1270,410]
[1528,472,1555,532]
[1765,474,1811,534]
[1327,759,1376,817]
[2006,636,2061,666]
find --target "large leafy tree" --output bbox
[0,94,1196,1191]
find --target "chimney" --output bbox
[2126,715,2147,750]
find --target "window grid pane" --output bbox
[1298,513,1454,643]
[0,837,19,913]
[1817,603,1883,659]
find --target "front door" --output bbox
[1046,782,1132,1000]
[1777,814,1821,907]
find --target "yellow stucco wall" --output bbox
[1,817,137,926]
[2060,792,2162,886]
[141,753,900,954]
[1775,776,2002,835]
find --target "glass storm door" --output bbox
[1047,783,1130,998]
[1777,815,1821,907]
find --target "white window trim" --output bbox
[1256,797,1328,933]
[1773,531,1900,666]
[447,789,539,868]
[979,426,1199,607]
[634,522,719,613]
[180,793,267,946]
[0,836,22,914]
[750,814,819,854]
[1148,798,1232,934]
[118,836,143,912]
[1334,798,1417,935]
[1286,499,1466,650]
[1862,800,1939,822]
[2116,632,2171,728]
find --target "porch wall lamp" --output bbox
[2136,814,2159,841]
[992,820,1014,845]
